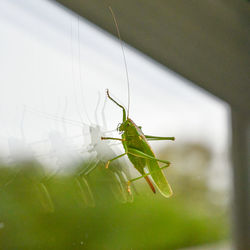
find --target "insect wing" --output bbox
[147,159,173,197]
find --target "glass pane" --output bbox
[0,0,232,249]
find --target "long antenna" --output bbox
[108,6,130,117]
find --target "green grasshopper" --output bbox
[101,8,175,198]
[101,90,175,198]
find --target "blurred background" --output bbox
[1,0,248,249]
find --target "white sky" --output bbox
[0,0,230,176]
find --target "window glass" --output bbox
[0,0,232,249]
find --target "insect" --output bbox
[101,90,174,197]
[77,96,134,203]
[101,8,175,198]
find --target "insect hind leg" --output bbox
[128,148,171,165]
[127,164,169,193]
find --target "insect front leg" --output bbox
[145,135,175,141]
[106,90,127,122]
[101,136,124,141]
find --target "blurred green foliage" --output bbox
[0,155,229,250]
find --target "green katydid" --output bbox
[101,90,174,198]
[101,8,175,198]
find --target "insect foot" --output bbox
[105,161,110,169]
[127,181,131,194]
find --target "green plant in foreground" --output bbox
[0,162,229,250]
